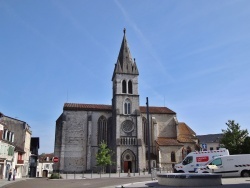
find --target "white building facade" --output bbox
[0,112,32,179]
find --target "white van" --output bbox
[174,148,229,173]
[196,154,250,177]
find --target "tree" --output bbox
[242,136,250,154]
[221,120,248,154]
[96,141,113,173]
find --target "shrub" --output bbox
[49,173,62,179]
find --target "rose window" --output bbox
[122,120,134,133]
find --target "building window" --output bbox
[122,80,127,93]
[128,80,133,94]
[122,120,134,133]
[171,151,176,162]
[98,116,107,145]
[11,133,14,142]
[4,129,7,140]
[187,146,191,155]
[18,153,22,160]
[124,99,131,115]
[45,164,50,169]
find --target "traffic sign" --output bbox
[202,143,207,149]
[53,157,59,163]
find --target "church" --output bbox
[54,29,199,173]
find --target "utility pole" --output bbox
[146,97,151,174]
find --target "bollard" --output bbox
[91,170,93,179]
[119,169,120,177]
[82,171,84,179]
[74,171,75,179]
[139,168,140,176]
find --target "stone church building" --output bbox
[54,29,199,173]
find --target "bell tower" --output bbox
[111,29,144,173]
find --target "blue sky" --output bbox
[1,0,249,154]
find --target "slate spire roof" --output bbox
[112,28,139,80]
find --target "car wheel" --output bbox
[241,170,250,177]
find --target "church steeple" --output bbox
[112,29,139,81]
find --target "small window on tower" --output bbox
[128,80,133,94]
[122,80,126,93]
[124,99,131,115]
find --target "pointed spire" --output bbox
[112,29,139,80]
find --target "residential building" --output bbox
[0,112,32,178]
[197,134,223,151]
[37,153,54,177]
[0,114,15,179]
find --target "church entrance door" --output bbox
[124,161,132,173]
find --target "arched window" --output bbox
[128,80,133,94]
[142,117,148,145]
[122,80,127,93]
[182,148,187,160]
[171,151,176,162]
[124,99,131,115]
[98,116,107,145]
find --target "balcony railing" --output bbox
[17,159,24,164]
[120,137,137,145]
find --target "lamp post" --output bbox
[146,97,151,174]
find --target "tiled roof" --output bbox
[177,136,196,143]
[140,106,175,114]
[39,153,54,162]
[177,122,197,143]
[64,103,176,114]
[178,122,196,135]
[156,137,183,146]
[64,103,112,111]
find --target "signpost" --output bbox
[53,157,59,163]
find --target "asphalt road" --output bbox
[1,177,151,188]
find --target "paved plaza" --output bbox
[0,174,249,188]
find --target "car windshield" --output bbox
[204,159,214,166]
[182,156,193,165]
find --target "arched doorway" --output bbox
[121,149,136,173]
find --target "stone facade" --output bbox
[54,30,199,174]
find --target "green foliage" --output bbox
[242,136,250,154]
[49,173,61,179]
[221,120,249,154]
[96,141,113,172]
